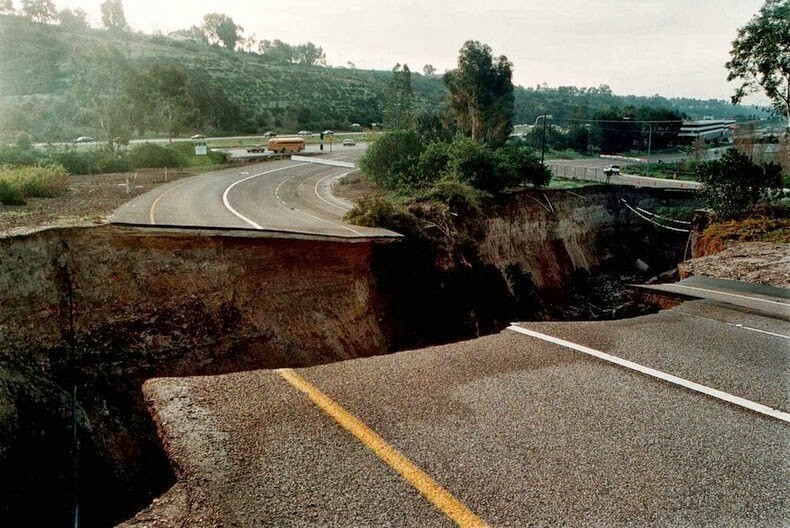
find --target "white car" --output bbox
[342,138,356,146]
[604,165,621,176]
[73,136,95,143]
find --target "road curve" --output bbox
[110,147,398,238]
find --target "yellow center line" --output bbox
[149,181,190,224]
[277,368,487,528]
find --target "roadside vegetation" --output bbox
[345,41,552,268]
[692,148,788,251]
[0,164,69,205]
[0,142,228,177]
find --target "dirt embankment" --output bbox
[0,225,397,526]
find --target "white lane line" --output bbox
[222,164,309,229]
[671,284,790,307]
[677,310,790,339]
[274,173,364,236]
[507,324,790,423]
[315,170,354,212]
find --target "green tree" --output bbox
[384,63,414,130]
[495,142,552,188]
[132,60,189,142]
[358,130,424,190]
[696,148,783,219]
[444,40,514,146]
[726,0,790,130]
[70,45,136,149]
[258,39,294,62]
[447,136,498,191]
[100,0,129,32]
[294,42,326,65]
[423,64,436,77]
[0,0,15,15]
[58,8,89,30]
[415,141,451,187]
[20,0,57,23]
[202,13,243,49]
[567,124,590,153]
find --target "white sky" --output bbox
[45,0,768,103]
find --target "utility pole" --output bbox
[535,114,552,165]
[646,122,653,178]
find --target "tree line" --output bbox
[0,1,328,66]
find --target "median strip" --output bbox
[277,368,488,528]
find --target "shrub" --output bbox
[446,137,498,192]
[696,148,783,219]
[495,143,551,188]
[97,155,131,173]
[0,179,25,205]
[0,146,40,166]
[358,130,424,191]
[423,179,485,219]
[0,164,69,204]
[344,194,420,235]
[128,143,185,169]
[415,141,451,187]
[48,149,103,175]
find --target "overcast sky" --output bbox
[49,0,767,103]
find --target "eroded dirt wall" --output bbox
[0,225,397,527]
[480,187,694,290]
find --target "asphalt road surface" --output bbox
[110,145,397,238]
[143,284,789,526]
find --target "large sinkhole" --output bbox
[0,187,698,526]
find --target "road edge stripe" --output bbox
[277,368,488,528]
[507,325,790,423]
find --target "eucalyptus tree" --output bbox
[202,13,243,49]
[100,0,129,32]
[727,0,790,130]
[58,8,89,30]
[20,0,57,23]
[444,40,514,146]
[70,45,137,149]
[384,63,414,130]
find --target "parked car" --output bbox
[604,165,621,176]
[263,131,277,138]
[322,130,335,136]
[190,134,206,140]
[342,138,356,146]
[73,136,95,143]
[297,130,312,136]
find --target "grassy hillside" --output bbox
[0,14,774,143]
[0,15,447,141]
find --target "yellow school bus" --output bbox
[267,137,306,153]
